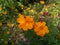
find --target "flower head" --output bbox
[17,15,25,24]
[17,15,34,31]
[34,22,49,37]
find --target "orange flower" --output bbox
[17,15,25,24]
[17,15,34,31]
[34,22,49,37]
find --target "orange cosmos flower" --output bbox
[34,22,49,37]
[17,15,25,24]
[17,15,34,31]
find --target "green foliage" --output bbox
[0,0,60,45]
